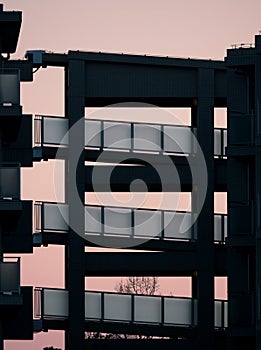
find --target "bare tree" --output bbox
[86,277,161,339]
[115,276,160,295]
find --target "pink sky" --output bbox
[4,0,261,348]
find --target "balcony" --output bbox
[34,288,227,330]
[34,115,227,158]
[0,257,22,306]
[34,202,227,244]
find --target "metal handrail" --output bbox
[34,287,228,328]
[33,115,227,157]
[34,202,227,242]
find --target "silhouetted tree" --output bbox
[115,276,160,295]
[86,277,160,339]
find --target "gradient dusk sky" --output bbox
[3,0,261,349]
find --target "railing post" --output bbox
[41,116,44,147]
[101,206,105,236]
[101,292,104,321]
[131,123,134,151]
[131,209,135,238]
[41,202,44,233]
[161,125,164,153]
[101,120,104,149]
[131,294,135,323]
[161,296,164,325]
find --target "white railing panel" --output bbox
[164,297,192,325]
[85,292,101,319]
[164,125,192,154]
[43,117,68,145]
[85,120,101,147]
[104,293,132,321]
[43,203,68,232]
[134,124,161,151]
[104,122,131,149]
[104,207,132,236]
[164,211,192,240]
[134,209,161,238]
[85,206,102,234]
[43,289,68,318]
[134,296,161,323]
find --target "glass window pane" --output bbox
[44,203,68,232]
[104,293,131,321]
[104,122,131,149]
[85,206,102,234]
[85,292,101,319]
[164,298,192,325]
[0,167,19,199]
[85,120,101,147]
[164,211,192,240]
[43,117,68,145]
[224,215,227,239]
[0,71,19,104]
[134,124,161,151]
[0,263,19,292]
[134,295,161,323]
[214,215,222,241]
[104,207,132,236]
[223,129,227,155]
[215,300,222,327]
[134,209,161,238]
[164,125,192,154]
[224,301,228,327]
[214,129,221,155]
[43,289,68,318]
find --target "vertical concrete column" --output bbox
[65,57,85,350]
[195,68,215,348]
[226,57,254,348]
[255,36,261,349]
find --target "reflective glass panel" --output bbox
[134,209,161,238]
[85,206,102,234]
[134,295,161,323]
[43,289,68,318]
[104,293,131,321]
[43,117,68,145]
[43,203,68,232]
[134,124,161,151]
[164,211,192,240]
[164,297,192,325]
[104,207,132,236]
[164,125,192,154]
[85,292,101,319]
[104,122,131,149]
[85,120,101,147]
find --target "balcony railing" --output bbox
[34,287,227,329]
[0,257,20,294]
[34,202,227,243]
[0,163,20,200]
[34,115,227,157]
